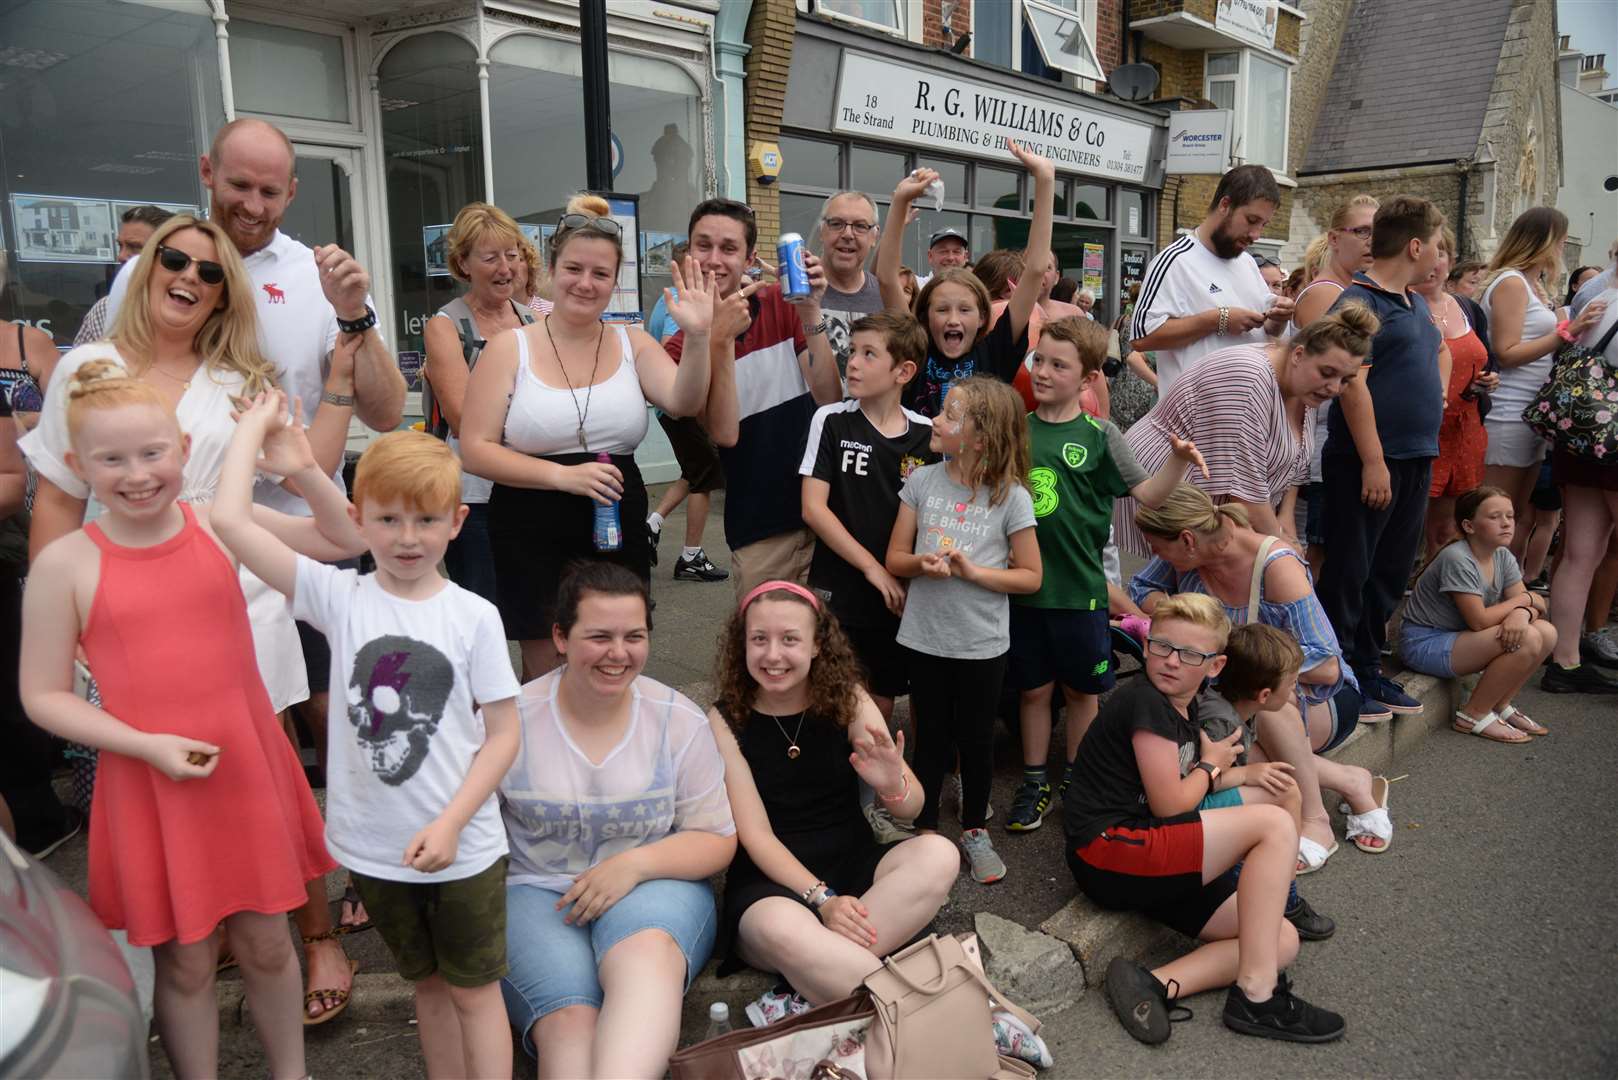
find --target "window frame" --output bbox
[812,0,905,37]
[1203,48,1291,177]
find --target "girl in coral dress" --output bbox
[19,361,364,1079]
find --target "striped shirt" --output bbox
[1129,233,1273,393]
[1113,344,1311,557]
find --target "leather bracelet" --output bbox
[321,389,355,408]
[336,306,377,335]
[878,773,911,804]
[1217,306,1230,335]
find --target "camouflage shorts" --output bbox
[350,856,508,987]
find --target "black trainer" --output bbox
[674,550,729,582]
[1004,779,1052,832]
[1104,957,1192,1045]
[1222,973,1345,1043]
[1285,895,1336,941]
[1541,662,1618,695]
[647,522,661,567]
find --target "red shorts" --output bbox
[1066,812,1236,938]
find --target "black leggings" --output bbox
[905,648,1007,831]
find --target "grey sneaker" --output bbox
[864,802,916,845]
[1580,630,1618,669]
[960,828,1007,883]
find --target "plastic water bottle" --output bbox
[591,452,622,552]
[704,1002,734,1040]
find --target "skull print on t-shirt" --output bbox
[347,635,456,786]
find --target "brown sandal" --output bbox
[301,931,360,1027]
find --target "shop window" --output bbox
[0,0,222,344]
[779,134,842,191]
[1052,223,1111,318]
[849,147,906,202]
[379,31,485,353]
[229,20,349,124]
[1120,190,1148,238]
[1071,183,1108,221]
[780,192,823,252]
[489,33,704,309]
[916,156,968,205]
[816,1,902,33]
[975,166,1021,212]
[913,209,971,276]
[974,0,1015,69]
[1204,50,1289,174]
[1023,0,1102,82]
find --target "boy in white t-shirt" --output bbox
[213,393,520,1079]
[1130,165,1295,392]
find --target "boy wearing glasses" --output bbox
[1063,593,1344,1046]
[816,190,885,377]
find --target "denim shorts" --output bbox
[501,877,718,1057]
[1400,622,1459,679]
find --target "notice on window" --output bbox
[1215,0,1279,49]
[1083,243,1105,300]
[833,53,1155,185]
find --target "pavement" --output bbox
[30,489,1618,1078]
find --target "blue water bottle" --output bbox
[591,452,622,552]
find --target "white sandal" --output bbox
[1498,703,1548,736]
[1338,775,1393,854]
[1452,709,1529,744]
[1296,835,1339,875]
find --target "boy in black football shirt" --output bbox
[800,311,937,722]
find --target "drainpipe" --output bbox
[210,0,234,122]
[1456,157,1471,259]
[477,3,494,202]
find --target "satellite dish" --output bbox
[1108,63,1159,103]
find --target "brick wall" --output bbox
[1130,0,1216,22]
[1159,175,1294,247]
[1475,0,1562,248]
[1142,38,1203,99]
[744,0,796,252]
[1096,0,1124,69]
[920,0,970,50]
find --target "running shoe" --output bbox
[864,802,916,845]
[1285,895,1336,941]
[1004,779,1052,832]
[1358,697,1393,723]
[1103,957,1191,1045]
[1222,973,1345,1043]
[1367,674,1423,715]
[960,828,1007,884]
[993,1009,1054,1067]
[1580,630,1618,669]
[1542,662,1618,695]
[647,521,661,567]
[943,774,993,823]
[674,550,729,582]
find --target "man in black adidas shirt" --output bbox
[800,311,937,719]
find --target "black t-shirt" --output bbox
[799,400,938,628]
[904,313,1030,418]
[1063,676,1201,846]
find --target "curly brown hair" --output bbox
[712,590,864,735]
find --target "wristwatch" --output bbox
[336,306,377,335]
[1194,761,1221,787]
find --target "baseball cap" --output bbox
[928,227,968,250]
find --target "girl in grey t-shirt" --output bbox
[885,377,1040,885]
[1400,487,1553,743]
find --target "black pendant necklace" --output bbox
[769,710,808,759]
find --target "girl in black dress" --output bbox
[707,580,957,1022]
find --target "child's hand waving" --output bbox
[258,396,319,479]
[849,726,907,799]
[1006,139,1056,184]
[1169,435,1209,480]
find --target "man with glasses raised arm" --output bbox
[665,199,842,597]
[815,190,886,377]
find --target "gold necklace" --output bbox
[146,363,195,391]
[767,710,809,759]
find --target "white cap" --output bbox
[709,1002,730,1021]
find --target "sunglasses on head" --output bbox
[156,244,226,286]
[557,212,623,238]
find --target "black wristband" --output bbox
[335,306,377,335]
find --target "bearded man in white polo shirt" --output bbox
[1130,165,1296,393]
[102,116,406,1024]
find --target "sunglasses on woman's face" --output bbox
[156,244,226,286]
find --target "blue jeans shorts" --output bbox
[501,877,718,1057]
[1400,622,1459,679]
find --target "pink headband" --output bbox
[739,580,821,613]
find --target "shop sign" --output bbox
[833,52,1155,185]
[1215,0,1279,49]
[1121,248,1148,292]
[1165,110,1231,175]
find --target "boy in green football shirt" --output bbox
[1004,317,1205,833]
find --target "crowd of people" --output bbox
[1,114,1615,1077]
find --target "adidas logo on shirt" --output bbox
[1208,283,1223,294]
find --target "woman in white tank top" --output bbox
[1476,208,1608,557]
[458,196,716,677]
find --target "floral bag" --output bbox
[1522,319,1618,461]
